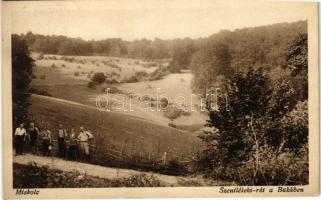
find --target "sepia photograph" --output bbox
[1,0,319,198]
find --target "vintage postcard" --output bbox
[1,0,320,198]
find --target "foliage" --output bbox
[198,66,308,185]
[148,66,170,81]
[189,21,307,94]
[29,87,52,97]
[91,72,106,84]
[13,163,164,188]
[163,106,183,122]
[169,40,195,72]
[12,34,34,127]
[87,81,97,89]
[191,42,233,94]
[287,33,308,100]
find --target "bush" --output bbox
[13,163,164,188]
[148,67,170,81]
[197,68,308,185]
[37,53,44,60]
[163,106,183,122]
[135,71,148,80]
[40,74,46,79]
[31,74,37,79]
[91,72,106,84]
[51,63,56,68]
[142,62,157,68]
[105,78,119,84]
[74,72,80,76]
[29,87,52,96]
[87,81,97,89]
[121,76,138,83]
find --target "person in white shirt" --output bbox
[77,127,93,161]
[15,123,27,155]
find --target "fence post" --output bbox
[163,152,167,166]
[120,143,124,157]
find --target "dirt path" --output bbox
[13,154,202,186]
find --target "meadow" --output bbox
[29,94,202,173]
[31,54,207,127]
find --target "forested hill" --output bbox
[205,20,307,71]
[18,20,306,63]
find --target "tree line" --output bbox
[195,23,308,185]
[20,31,196,60]
[19,20,306,75]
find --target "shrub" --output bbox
[121,76,138,83]
[135,71,148,80]
[29,87,52,96]
[40,74,46,79]
[13,163,164,188]
[163,106,183,122]
[87,81,97,89]
[51,63,56,68]
[37,53,44,60]
[91,72,106,84]
[61,64,66,68]
[198,68,308,185]
[105,78,119,84]
[31,74,37,79]
[148,67,170,81]
[74,72,80,76]
[142,62,157,68]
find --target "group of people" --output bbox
[14,123,94,161]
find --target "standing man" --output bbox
[15,123,27,155]
[58,124,67,158]
[77,127,93,161]
[28,122,39,154]
[68,128,78,160]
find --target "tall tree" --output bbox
[287,33,308,100]
[191,42,233,94]
[198,67,307,185]
[12,34,34,127]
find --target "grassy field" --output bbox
[31,54,208,128]
[33,54,163,84]
[29,94,201,173]
[29,54,207,173]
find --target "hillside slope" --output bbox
[29,94,201,169]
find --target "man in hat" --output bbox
[77,127,93,161]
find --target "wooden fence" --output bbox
[32,138,197,175]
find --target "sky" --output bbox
[4,0,315,41]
